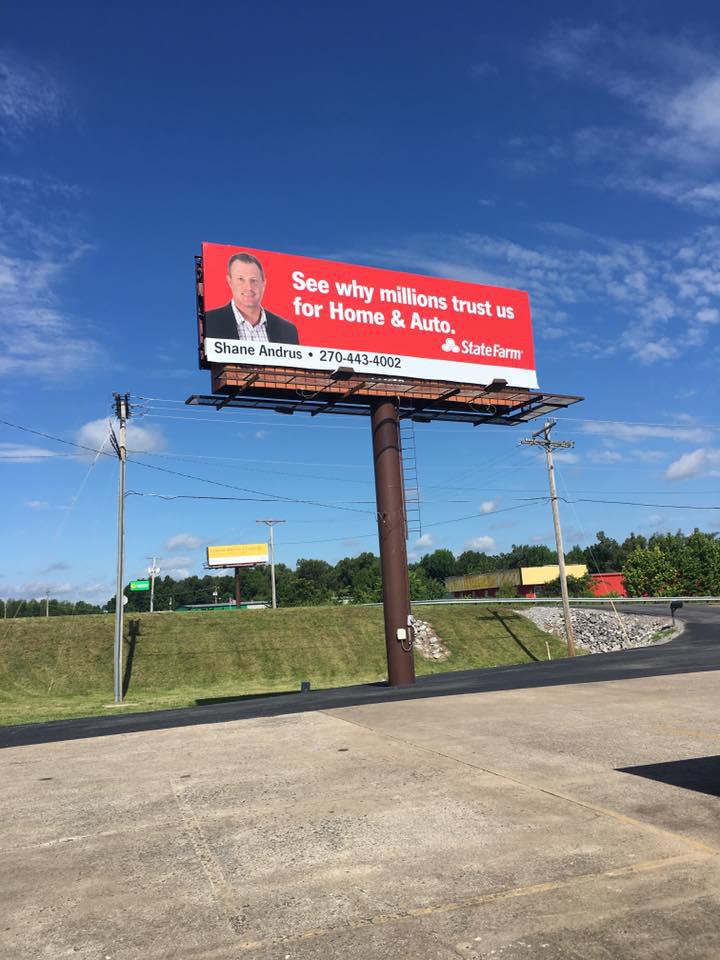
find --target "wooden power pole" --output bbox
[521,420,576,657]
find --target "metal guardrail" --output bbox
[410,596,720,606]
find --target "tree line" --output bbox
[7,528,720,617]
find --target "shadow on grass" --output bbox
[196,689,295,706]
[491,610,539,662]
[4,604,718,748]
[196,679,391,706]
[122,620,141,698]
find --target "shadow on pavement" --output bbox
[617,755,720,798]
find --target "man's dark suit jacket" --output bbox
[204,303,300,345]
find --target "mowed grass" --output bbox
[0,604,568,725]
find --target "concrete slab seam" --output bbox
[230,853,705,954]
[323,711,720,857]
[170,778,243,934]
[653,723,720,743]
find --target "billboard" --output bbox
[206,543,269,568]
[199,243,538,389]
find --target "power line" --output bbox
[0,417,376,517]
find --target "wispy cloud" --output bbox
[665,448,720,480]
[479,499,499,514]
[0,442,59,463]
[0,178,102,382]
[535,26,720,212]
[24,499,49,508]
[0,51,65,140]
[166,533,203,551]
[359,223,720,363]
[414,533,434,548]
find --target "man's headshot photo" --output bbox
[204,252,300,345]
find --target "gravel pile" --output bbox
[517,606,675,654]
[410,617,451,660]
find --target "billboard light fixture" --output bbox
[331,366,355,381]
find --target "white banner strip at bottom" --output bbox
[204,339,539,390]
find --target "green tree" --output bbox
[623,547,679,597]
[677,531,720,596]
[565,545,586,564]
[455,550,497,574]
[419,549,457,582]
[585,531,623,573]
[501,544,557,568]
[408,567,447,600]
[539,574,593,598]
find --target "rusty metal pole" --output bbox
[371,399,415,686]
[234,567,241,609]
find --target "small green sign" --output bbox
[129,579,150,591]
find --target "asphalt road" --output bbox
[2,603,718,750]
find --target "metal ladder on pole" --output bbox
[399,419,422,539]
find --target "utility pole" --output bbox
[256,519,285,609]
[146,556,159,613]
[111,393,130,703]
[45,593,49,618]
[521,420,576,657]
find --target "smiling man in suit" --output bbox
[204,252,299,345]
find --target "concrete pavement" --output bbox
[2,648,720,958]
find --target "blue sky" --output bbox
[2,1,720,604]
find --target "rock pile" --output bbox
[518,606,675,654]
[410,617,451,660]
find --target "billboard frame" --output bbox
[192,250,584,688]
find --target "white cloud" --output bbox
[631,449,667,463]
[162,566,192,580]
[479,499,499,513]
[0,442,59,463]
[75,418,166,457]
[465,535,496,551]
[255,430,268,439]
[665,448,720,480]
[414,533,434,548]
[645,514,665,528]
[24,499,49,508]
[583,421,711,443]
[553,451,578,464]
[588,449,622,464]
[166,533,203,551]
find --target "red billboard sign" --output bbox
[200,243,538,389]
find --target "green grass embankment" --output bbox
[0,604,567,725]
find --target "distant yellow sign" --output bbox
[206,543,269,568]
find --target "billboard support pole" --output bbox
[371,399,415,687]
[112,393,130,704]
[234,567,241,609]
